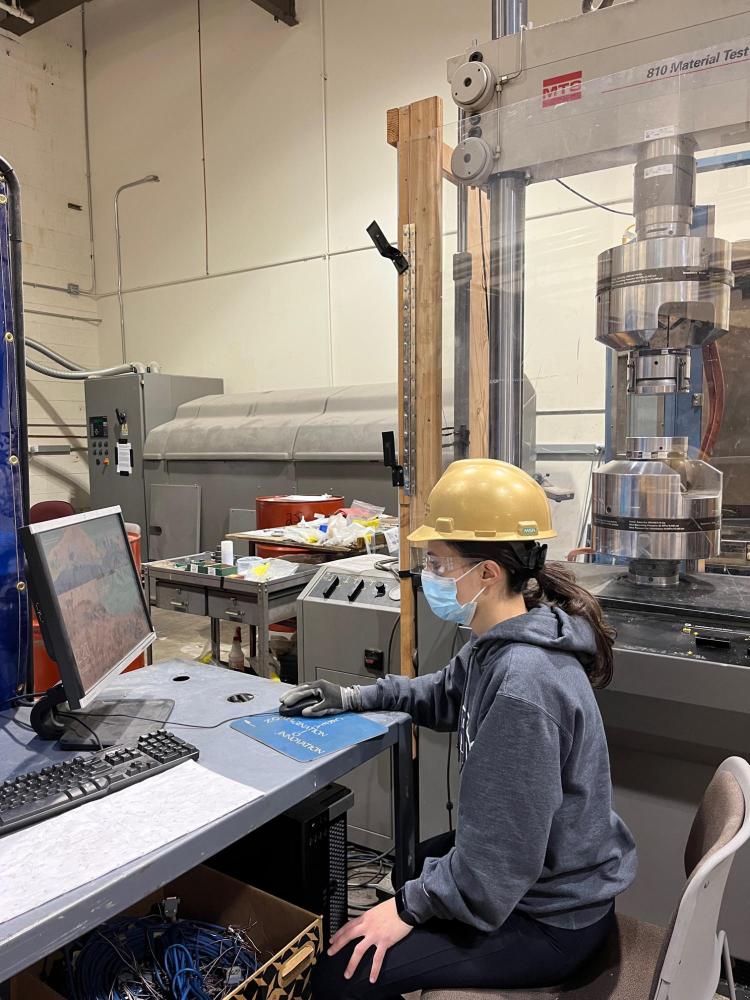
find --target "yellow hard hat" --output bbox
[408,459,557,544]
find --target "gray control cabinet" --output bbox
[85,373,223,556]
[297,555,462,851]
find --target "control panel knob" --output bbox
[375,583,386,597]
[347,579,365,603]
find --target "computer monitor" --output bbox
[21,507,172,748]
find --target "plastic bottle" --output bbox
[228,627,245,671]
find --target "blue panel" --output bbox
[697,151,750,173]
[0,180,29,708]
[231,712,387,762]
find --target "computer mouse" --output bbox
[278,691,321,717]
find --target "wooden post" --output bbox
[387,97,443,678]
[466,185,490,458]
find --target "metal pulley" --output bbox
[450,60,496,112]
[450,136,496,187]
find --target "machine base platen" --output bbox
[572,562,750,626]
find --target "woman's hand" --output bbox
[328,898,414,983]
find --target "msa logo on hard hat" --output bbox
[518,522,539,537]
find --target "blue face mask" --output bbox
[421,564,486,626]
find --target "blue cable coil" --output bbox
[67,915,259,1000]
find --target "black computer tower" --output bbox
[210,783,353,939]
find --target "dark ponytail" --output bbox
[526,562,614,689]
[450,541,615,689]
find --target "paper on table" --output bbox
[0,760,262,926]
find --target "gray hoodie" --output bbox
[358,604,637,932]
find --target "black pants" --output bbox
[312,833,615,1000]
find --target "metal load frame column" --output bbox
[453,110,470,460]
[488,0,527,466]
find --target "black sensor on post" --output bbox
[382,431,404,488]
[366,221,409,275]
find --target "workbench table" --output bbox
[0,661,415,985]
[144,560,318,674]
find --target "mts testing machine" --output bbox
[444,0,750,957]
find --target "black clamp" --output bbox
[367,221,409,276]
[382,431,404,488]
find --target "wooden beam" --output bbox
[390,96,444,678]
[409,97,444,532]
[442,143,454,182]
[386,108,400,148]
[467,185,490,457]
[443,138,489,454]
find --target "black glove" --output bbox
[279,679,362,718]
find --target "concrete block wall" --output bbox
[1,8,98,509]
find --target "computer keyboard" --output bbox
[0,730,199,836]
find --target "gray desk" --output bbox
[0,662,415,984]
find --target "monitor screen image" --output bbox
[30,511,152,698]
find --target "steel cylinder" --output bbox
[596,235,733,352]
[627,349,691,395]
[591,446,722,565]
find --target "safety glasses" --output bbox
[421,553,483,577]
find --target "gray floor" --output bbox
[150,606,235,665]
[150,606,296,675]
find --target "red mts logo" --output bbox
[542,70,583,108]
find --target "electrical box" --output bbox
[85,373,223,558]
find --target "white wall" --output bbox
[83,0,750,552]
[87,0,491,389]
[1,9,98,508]
[84,0,631,399]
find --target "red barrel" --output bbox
[255,496,343,634]
[123,524,144,672]
[32,614,61,693]
[256,495,344,529]
[256,495,343,560]
[33,524,146,690]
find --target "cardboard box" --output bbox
[12,865,322,1000]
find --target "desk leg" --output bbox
[145,572,154,665]
[258,590,271,678]
[392,718,416,886]
[210,618,222,664]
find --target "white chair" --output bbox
[423,755,750,1000]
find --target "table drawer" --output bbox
[155,582,207,616]
[207,592,257,624]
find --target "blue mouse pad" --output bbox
[231,712,388,762]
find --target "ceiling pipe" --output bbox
[0,0,33,24]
